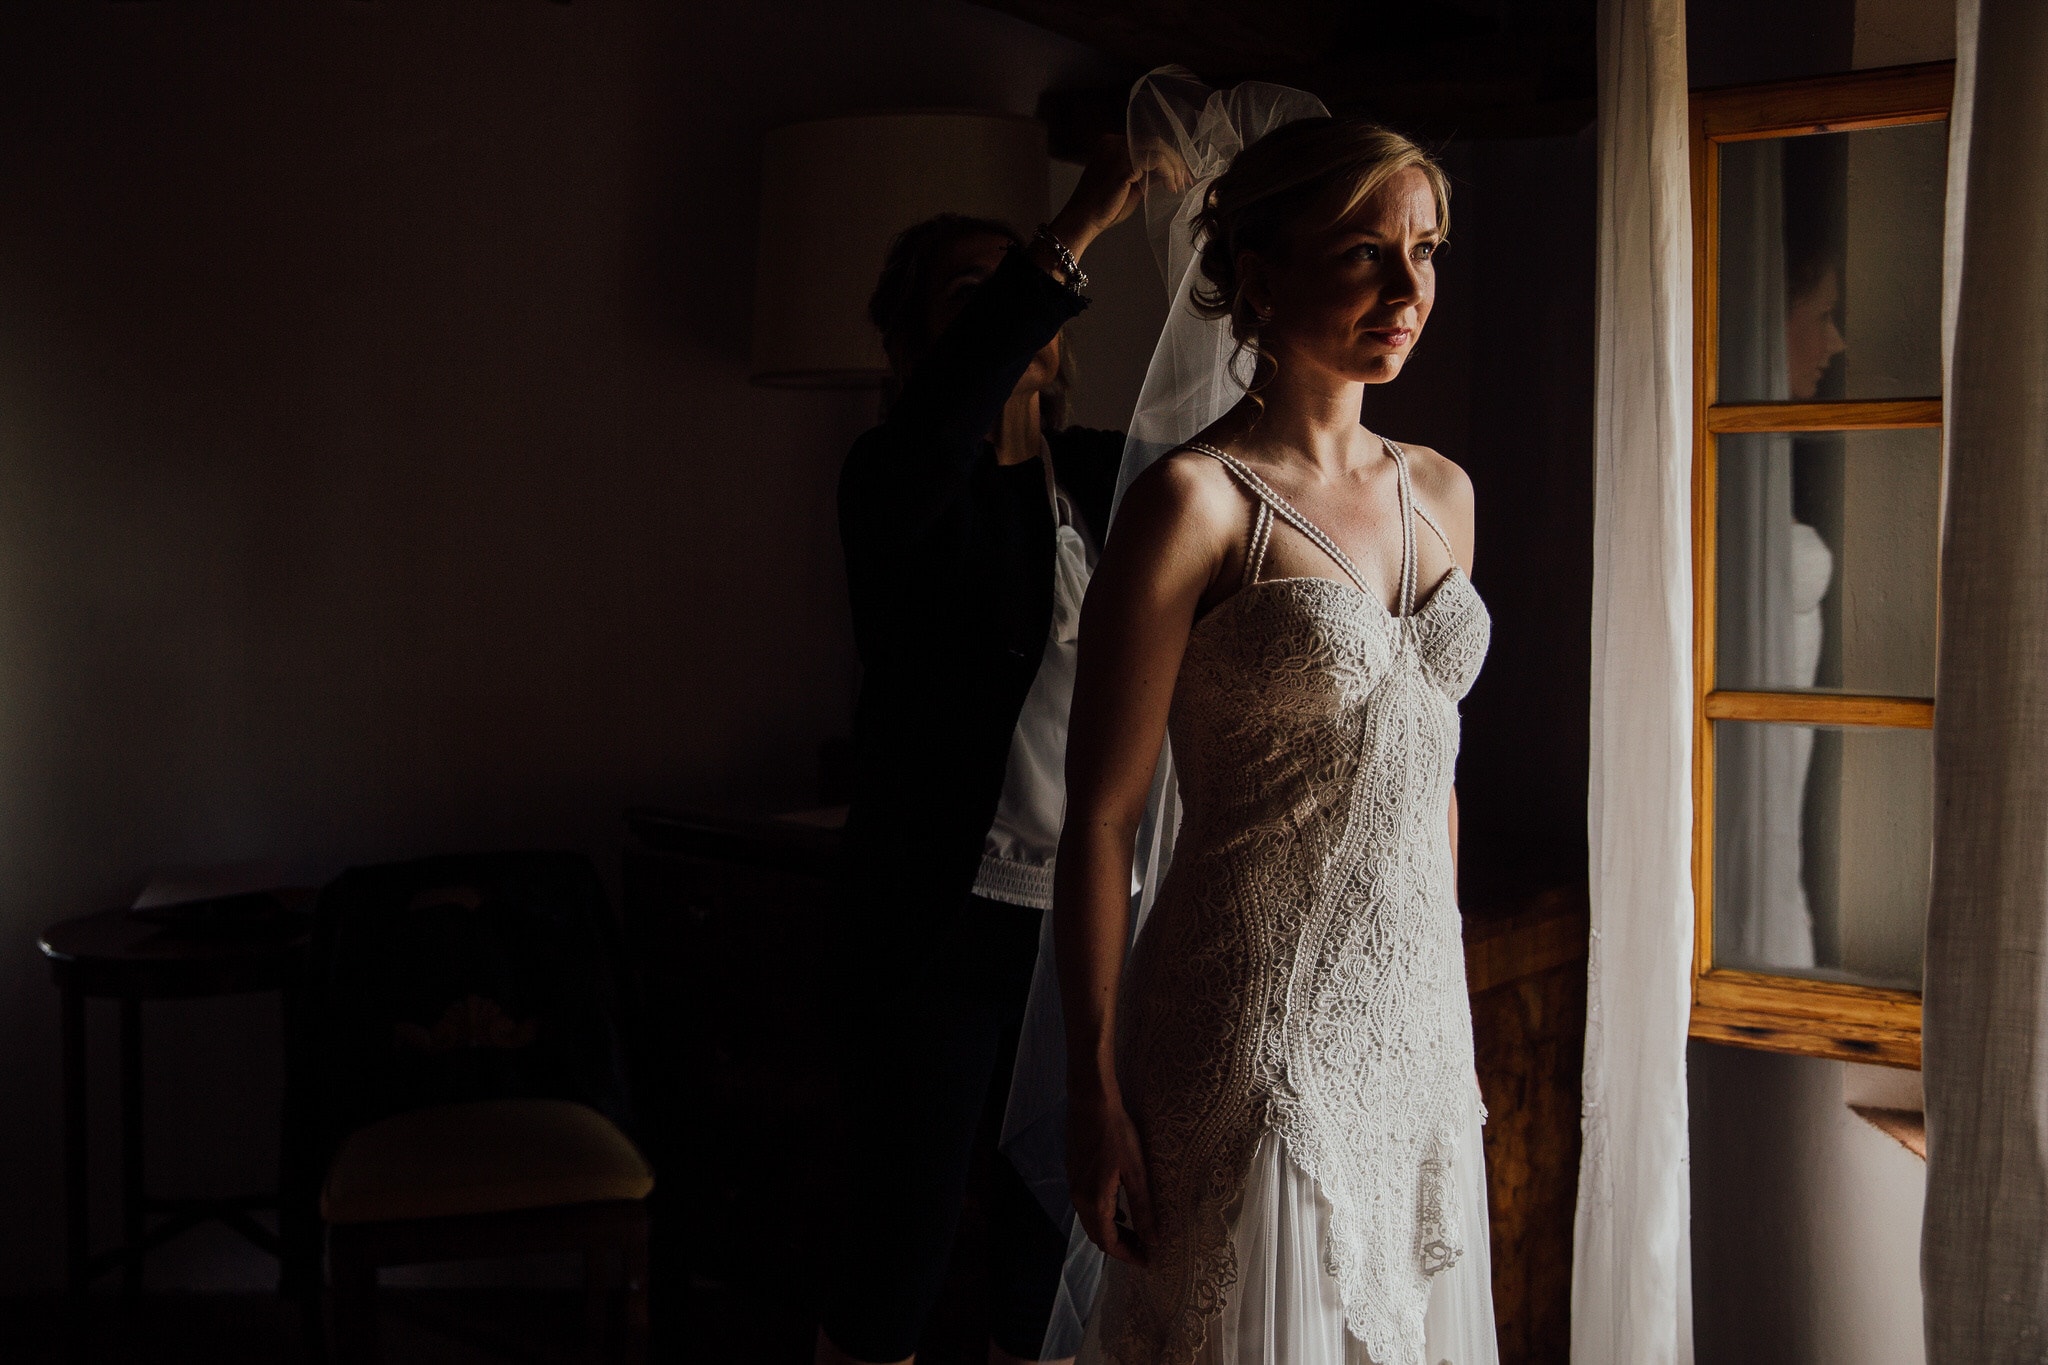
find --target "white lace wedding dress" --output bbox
[1075,439,1496,1365]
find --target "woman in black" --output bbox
[816,141,1139,1365]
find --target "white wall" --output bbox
[0,0,1122,1292]
[1690,1045,1928,1364]
[1050,162,1171,436]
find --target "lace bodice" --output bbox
[1099,440,1491,1365]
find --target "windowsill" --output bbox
[1849,1104,1927,1160]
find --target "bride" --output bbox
[1046,77,1498,1365]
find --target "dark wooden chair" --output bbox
[283,851,651,1363]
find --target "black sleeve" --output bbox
[840,246,1088,549]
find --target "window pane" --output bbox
[1715,428,1938,697]
[1713,720,1929,990]
[1717,121,1948,402]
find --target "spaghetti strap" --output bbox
[1246,501,1274,587]
[1383,439,1418,617]
[1381,438,1462,615]
[1185,442,1376,601]
[1413,503,1457,563]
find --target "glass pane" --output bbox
[1715,428,1939,696]
[1718,121,1948,402]
[1713,721,1929,990]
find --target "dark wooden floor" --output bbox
[0,1288,688,1365]
[0,1276,996,1365]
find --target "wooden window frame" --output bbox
[1688,62,1954,1070]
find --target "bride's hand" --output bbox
[1068,1085,1155,1267]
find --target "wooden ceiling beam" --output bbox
[986,0,1595,143]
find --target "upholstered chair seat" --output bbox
[321,1098,653,1226]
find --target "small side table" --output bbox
[39,905,310,1309]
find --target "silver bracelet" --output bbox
[1033,223,1089,292]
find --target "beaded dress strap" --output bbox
[1385,440,1418,617]
[1383,437,1463,617]
[1244,501,1274,587]
[1393,436,1459,573]
[1186,440,1398,611]
[1414,503,1457,565]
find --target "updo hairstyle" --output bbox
[1191,118,1451,366]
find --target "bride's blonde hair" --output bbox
[1190,118,1450,396]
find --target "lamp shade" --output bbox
[750,112,1050,388]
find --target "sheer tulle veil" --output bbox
[996,66,1330,1359]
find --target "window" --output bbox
[1689,63,1953,1068]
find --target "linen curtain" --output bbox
[1921,0,2048,1357]
[1571,0,1695,1361]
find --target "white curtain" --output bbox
[1571,0,1695,1360]
[1921,0,2048,1357]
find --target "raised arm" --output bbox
[1054,453,1238,1265]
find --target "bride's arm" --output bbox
[1450,787,1460,885]
[1055,453,1237,1266]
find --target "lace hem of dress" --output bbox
[1097,1096,1481,1365]
[1271,1100,1473,1365]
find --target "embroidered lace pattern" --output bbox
[1097,441,1492,1365]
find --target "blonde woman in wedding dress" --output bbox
[1052,114,1497,1365]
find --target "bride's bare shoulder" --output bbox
[1119,446,1248,538]
[1393,441,1476,560]
[1396,441,1472,500]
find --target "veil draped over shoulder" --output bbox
[996,67,1330,1359]
[1114,67,1333,507]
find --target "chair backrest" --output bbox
[279,850,637,1289]
[296,850,635,1156]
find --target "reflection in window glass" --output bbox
[1713,721,1929,990]
[1717,121,1948,403]
[1716,428,1939,696]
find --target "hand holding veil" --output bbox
[996,66,1329,1359]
